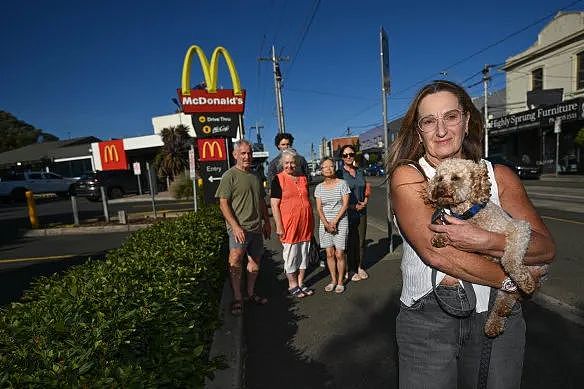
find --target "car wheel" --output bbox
[109,187,123,199]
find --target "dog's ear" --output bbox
[470,161,491,204]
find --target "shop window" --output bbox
[531,68,543,91]
[577,52,584,90]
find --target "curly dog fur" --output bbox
[424,158,535,337]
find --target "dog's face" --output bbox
[426,158,491,207]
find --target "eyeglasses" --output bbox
[417,109,464,133]
[342,152,355,158]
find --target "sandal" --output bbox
[247,294,268,305]
[324,283,335,292]
[358,268,369,280]
[299,285,314,296]
[230,300,244,316]
[351,273,362,282]
[289,286,307,299]
[335,284,345,294]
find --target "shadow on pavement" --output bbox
[245,243,401,388]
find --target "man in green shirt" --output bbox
[215,139,271,315]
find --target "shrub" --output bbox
[170,172,194,199]
[0,207,227,387]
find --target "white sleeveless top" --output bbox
[396,157,500,313]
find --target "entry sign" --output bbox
[132,162,141,176]
[189,147,196,179]
[199,160,229,204]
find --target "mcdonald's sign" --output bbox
[197,138,227,162]
[98,140,127,170]
[177,46,246,114]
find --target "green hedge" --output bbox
[0,207,228,387]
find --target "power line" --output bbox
[287,0,321,78]
[392,0,584,97]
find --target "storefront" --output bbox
[488,97,584,174]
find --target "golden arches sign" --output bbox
[178,45,246,114]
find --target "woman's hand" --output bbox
[355,201,367,211]
[427,214,493,252]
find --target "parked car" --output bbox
[74,170,145,201]
[486,155,542,179]
[364,163,385,176]
[0,171,77,201]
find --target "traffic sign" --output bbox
[132,162,141,175]
[189,147,196,179]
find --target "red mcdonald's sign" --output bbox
[98,140,127,170]
[197,138,227,162]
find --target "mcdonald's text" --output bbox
[178,89,246,113]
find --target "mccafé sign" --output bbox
[178,46,246,114]
[198,138,227,162]
[98,140,127,170]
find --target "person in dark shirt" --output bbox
[266,132,309,188]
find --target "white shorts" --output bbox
[282,241,310,274]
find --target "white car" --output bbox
[0,171,77,201]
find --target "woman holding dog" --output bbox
[388,80,555,388]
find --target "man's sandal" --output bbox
[231,300,244,316]
[299,285,314,296]
[247,294,268,305]
[289,286,307,299]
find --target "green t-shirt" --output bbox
[215,166,266,232]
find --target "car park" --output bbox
[74,170,145,201]
[486,155,542,179]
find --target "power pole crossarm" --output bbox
[259,46,289,134]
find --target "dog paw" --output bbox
[484,317,505,338]
[432,234,448,248]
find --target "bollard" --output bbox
[100,186,110,223]
[118,210,127,224]
[71,195,80,226]
[25,191,39,229]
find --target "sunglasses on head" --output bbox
[342,152,355,158]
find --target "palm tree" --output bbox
[154,125,191,181]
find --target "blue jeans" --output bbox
[396,286,525,389]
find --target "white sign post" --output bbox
[133,162,142,195]
[189,146,198,211]
[555,118,562,177]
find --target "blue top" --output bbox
[337,167,367,220]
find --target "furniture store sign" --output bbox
[489,98,584,135]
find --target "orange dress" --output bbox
[274,172,314,244]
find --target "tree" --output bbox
[0,111,59,153]
[154,125,191,181]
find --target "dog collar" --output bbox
[451,202,487,220]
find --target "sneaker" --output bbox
[319,260,326,268]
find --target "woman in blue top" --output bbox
[337,144,371,282]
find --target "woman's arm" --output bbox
[428,165,555,264]
[315,197,329,226]
[391,165,509,288]
[333,193,350,225]
[270,198,284,238]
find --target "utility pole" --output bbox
[249,122,264,151]
[482,64,493,158]
[260,46,289,134]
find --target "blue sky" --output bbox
[1,0,581,158]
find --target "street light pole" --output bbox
[260,46,289,134]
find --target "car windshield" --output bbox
[79,172,96,180]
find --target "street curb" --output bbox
[206,280,244,389]
[532,293,584,327]
[21,224,152,237]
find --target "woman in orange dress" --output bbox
[270,149,315,298]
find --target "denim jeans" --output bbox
[396,286,525,389]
